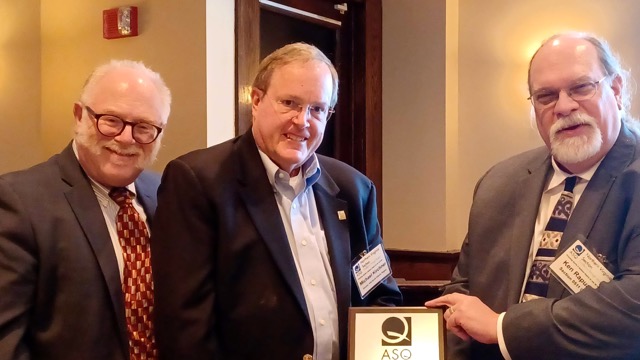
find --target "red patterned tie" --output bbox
[109,187,157,360]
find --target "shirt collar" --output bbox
[547,156,602,192]
[257,150,322,191]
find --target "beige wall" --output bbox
[382,0,640,251]
[40,0,207,172]
[382,0,448,250]
[0,0,42,173]
[7,1,640,252]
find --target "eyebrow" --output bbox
[531,76,597,93]
[94,108,157,125]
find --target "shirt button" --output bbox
[310,279,317,286]
[301,240,307,246]
[320,319,326,326]
[278,172,284,179]
[292,203,297,209]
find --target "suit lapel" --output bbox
[134,172,158,225]
[313,168,351,336]
[235,133,310,319]
[548,124,637,297]
[57,144,129,357]
[507,152,551,304]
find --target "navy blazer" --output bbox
[151,131,402,360]
[0,143,160,360]
[445,123,640,360]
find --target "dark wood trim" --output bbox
[235,0,260,134]
[364,0,383,225]
[260,0,343,28]
[349,0,383,225]
[388,249,460,281]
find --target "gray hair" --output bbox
[80,59,172,124]
[252,42,339,108]
[528,32,635,121]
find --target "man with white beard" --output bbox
[426,32,640,360]
[0,60,171,360]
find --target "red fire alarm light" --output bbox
[103,6,138,39]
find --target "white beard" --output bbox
[549,112,602,165]
[75,117,160,169]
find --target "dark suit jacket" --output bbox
[151,131,402,360]
[444,123,640,360]
[0,143,160,360]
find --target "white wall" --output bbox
[206,0,236,146]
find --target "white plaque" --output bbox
[348,307,445,360]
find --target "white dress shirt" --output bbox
[258,150,339,360]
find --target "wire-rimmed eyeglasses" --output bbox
[85,106,163,144]
[263,93,335,122]
[528,76,608,109]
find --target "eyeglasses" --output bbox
[84,106,163,144]
[264,93,335,122]
[528,76,608,108]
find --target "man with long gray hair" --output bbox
[427,32,640,359]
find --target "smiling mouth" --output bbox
[286,134,307,142]
[561,124,582,131]
[106,147,138,157]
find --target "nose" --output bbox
[114,124,137,144]
[291,106,311,128]
[553,90,580,117]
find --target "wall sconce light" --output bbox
[103,6,138,39]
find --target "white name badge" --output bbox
[352,244,392,298]
[549,239,614,294]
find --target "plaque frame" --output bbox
[348,306,446,360]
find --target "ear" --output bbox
[251,88,263,119]
[73,102,84,123]
[610,74,623,111]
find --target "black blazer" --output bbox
[0,143,160,360]
[151,131,402,360]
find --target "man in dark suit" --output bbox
[151,43,402,360]
[0,60,171,360]
[426,33,640,359]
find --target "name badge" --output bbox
[549,239,613,294]
[352,244,392,298]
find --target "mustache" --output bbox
[103,141,144,156]
[550,113,596,136]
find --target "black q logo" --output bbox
[381,316,412,346]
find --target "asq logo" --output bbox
[573,244,585,255]
[381,316,411,346]
[354,264,362,274]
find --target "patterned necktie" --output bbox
[522,176,578,302]
[109,187,157,360]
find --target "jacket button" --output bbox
[303,355,313,360]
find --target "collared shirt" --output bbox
[258,150,339,360]
[72,141,150,281]
[498,156,602,360]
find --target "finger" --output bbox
[425,294,456,307]
[450,325,471,341]
[445,314,471,341]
